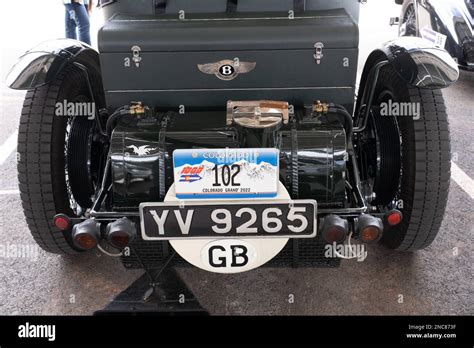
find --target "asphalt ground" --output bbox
[0,1,472,315]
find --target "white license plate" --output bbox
[173,148,279,199]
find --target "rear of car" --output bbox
[6,0,458,275]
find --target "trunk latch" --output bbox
[314,42,324,64]
[131,45,142,68]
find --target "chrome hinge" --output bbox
[131,45,142,68]
[314,42,324,64]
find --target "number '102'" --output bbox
[213,164,241,187]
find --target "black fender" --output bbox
[356,36,459,116]
[6,39,105,106]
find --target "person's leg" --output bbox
[72,2,91,45]
[64,4,77,40]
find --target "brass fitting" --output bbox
[129,102,146,115]
[313,100,329,114]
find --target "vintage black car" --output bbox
[6,0,459,274]
[396,0,474,71]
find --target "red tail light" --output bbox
[106,218,137,249]
[357,214,383,244]
[385,210,403,226]
[321,215,349,244]
[72,219,100,250]
[53,214,71,231]
[74,233,98,250]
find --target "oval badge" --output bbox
[218,64,235,77]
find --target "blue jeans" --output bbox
[65,3,91,45]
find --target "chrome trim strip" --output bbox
[113,16,347,23]
[107,86,354,93]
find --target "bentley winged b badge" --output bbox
[197,59,256,81]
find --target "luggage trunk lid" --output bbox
[99,9,359,111]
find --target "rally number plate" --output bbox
[173,148,279,199]
[140,200,317,240]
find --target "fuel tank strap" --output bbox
[158,115,169,200]
[291,119,299,199]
